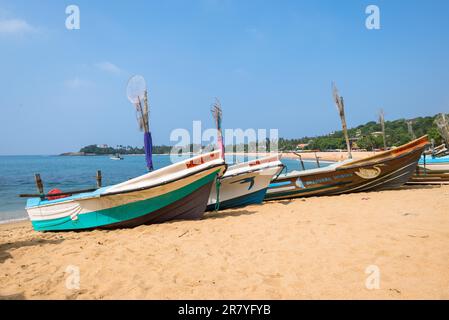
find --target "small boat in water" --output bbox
[207,155,284,211]
[110,153,124,160]
[25,151,226,231]
[265,136,428,200]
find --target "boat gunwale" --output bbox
[221,163,284,180]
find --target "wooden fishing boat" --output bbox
[207,155,284,211]
[24,151,226,231]
[265,136,428,201]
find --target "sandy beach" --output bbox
[1,184,449,300]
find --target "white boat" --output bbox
[25,151,226,231]
[110,153,124,160]
[207,154,284,210]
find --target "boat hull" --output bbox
[102,180,214,228]
[206,188,267,211]
[28,167,222,231]
[266,138,427,201]
[207,165,282,211]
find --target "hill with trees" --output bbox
[278,114,446,151]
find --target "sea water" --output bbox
[0,154,327,223]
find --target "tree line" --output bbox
[79,113,447,154]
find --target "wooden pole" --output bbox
[293,152,306,170]
[339,97,352,159]
[332,83,352,159]
[407,120,416,140]
[379,109,387,150]
[314,152,321,168]
[298,155,305,171]
[34,174,44,199]
[143,90,149,132]
[96,170,102,188]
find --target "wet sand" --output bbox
[1,185,449,300]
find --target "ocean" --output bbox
[0,154,327,223]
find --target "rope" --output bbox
[214,178,221,211]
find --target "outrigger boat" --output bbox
[23,151,226,231]
[206,100,283,211]
[21,76,227,231]
[207,155,283,211]
[407,154,449,185]
[417,154,449,171]
[265,136,428,201]
[407,113,449,184]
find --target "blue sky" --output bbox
[0,0,448,155]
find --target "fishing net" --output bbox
[211,98,224,158]
[126,75,149,133]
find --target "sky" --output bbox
[0,0,448,155]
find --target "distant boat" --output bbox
[110,153,124,160]
[207,155,283,211]
[24,151,225,231]
[265,136,428,200]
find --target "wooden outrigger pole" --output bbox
[379,109,387,150]
[406,120,416,140]
[332,82,352,159]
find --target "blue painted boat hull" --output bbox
[206,188,267,211]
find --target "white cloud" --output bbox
[95,61,122,75]
[0,18,37,35]
[64,77,93,89]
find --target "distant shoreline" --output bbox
[56,151,377,162]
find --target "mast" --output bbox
[406,120,416,140]
[379,109,387,150]
[332,82,352,159]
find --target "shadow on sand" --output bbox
[0,238,64,263]
[400,184,443,190]
[204,209,258,220]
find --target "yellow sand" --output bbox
[1,185,449,300]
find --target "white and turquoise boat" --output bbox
[25,151,226,231]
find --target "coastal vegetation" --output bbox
[278,114,446,151]
[63,113,447,155]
